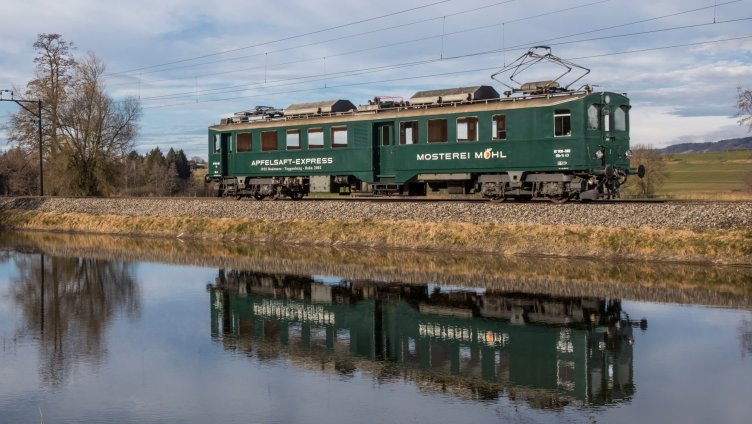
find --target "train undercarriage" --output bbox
[212,166,642,203]
[477,167,634,203]
[215,176,309,200]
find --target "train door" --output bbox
[220,133,230,176]
[209,132,231,178]
[374,122,395,181]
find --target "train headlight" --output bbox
[595,149,604,160]
[625,149,633,159]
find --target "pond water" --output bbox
[0,233,750,424]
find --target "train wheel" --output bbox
[550,194,570,204]
[489,196,505,203]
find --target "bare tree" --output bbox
[736,87,752,132]
[57,53,141,195]
[623,145,669,198]
[4,35,142,195]
[6,34,76,156]
[736,87,752,193]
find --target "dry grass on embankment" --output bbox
[1,209,750,265]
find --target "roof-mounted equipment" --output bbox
[409,86,499,106]
[227,106,283,123]
[283,99,356,118]
[358,96,406,112]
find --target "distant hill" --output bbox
[660,137,752,154]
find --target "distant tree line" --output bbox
[121,147,208,197]
[1,145,207,197]
[0,148,39,196]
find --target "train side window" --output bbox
[237,132,252,152]
[427,119,447,143]
[331,126,348,148]
[614,106,627,131]
[587,105,600,130]
[261,131,278,151]
[400,121,418,145]
[381,125,392,146]
[286,129,301,150]
[554,110,571,137]
[457,117,477,142]
[492,115,506,140]
[213,134,221,153]
[308,128,324,149]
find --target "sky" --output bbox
[0,0,751,159]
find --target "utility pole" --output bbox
[1,90,44,196]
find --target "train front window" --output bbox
[400,121,418,145]
[492,115,506,140]
[554,110,571,137]
[213,134,221,153]
[614,106,627,131]
[587,105,600,130]
[237,133,252,152]
[286,129,301,150]
[308,128,324,149]
[261,131,278,151]
[332,126,348,148]
[427,119,447,143]
[457,117,477,142]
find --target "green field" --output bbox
[657,150,752,200]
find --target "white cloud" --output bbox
[631,105,748,147]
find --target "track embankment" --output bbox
[1,197,750,265]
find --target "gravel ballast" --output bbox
[1,197,750,230]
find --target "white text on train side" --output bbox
[251,157,334,167]
[416,148,507,162]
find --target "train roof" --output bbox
[210,87,621,130]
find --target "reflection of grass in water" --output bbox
[2,230,751,307]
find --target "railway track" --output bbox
[0,194,693,205]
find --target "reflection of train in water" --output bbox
[208,270,646,407]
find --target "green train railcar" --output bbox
[207,84,641,202]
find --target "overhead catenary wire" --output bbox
[129,1,712,100]
[142,34,752,110]
[112,0,736,86]
[136,16,752,104]
[125,0,742,102]
[104,0,523,83]
[107,0,609,84]
[103,0,455,77]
